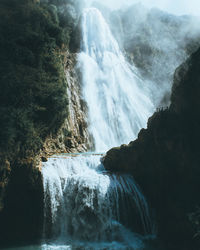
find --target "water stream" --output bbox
[78,8,155,152]
[38,7,156,249]
[40,154,154,249]
[3,7,157,250]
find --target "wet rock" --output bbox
[0,161,44,244]
[103,47,200,250]
[40,51,92,158]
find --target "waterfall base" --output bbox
[40,153,155,250]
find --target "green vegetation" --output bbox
[0,0,74,159]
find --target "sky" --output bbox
[89,0,200,16]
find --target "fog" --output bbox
[88,0,200,16]
[53,0,200,106]
[80,0,200,107]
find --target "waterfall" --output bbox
[41,7,155,250]
[42,154,154,249]
[78,8,155,152]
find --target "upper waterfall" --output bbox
[78,8,155,152]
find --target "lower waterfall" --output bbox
[41,154,154,249]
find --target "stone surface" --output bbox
[103,48,200,250]
[0,1,90,245]
[0,160,43,244]
[40,51,91,160]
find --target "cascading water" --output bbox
[42,154,154,249]
[78,8,155,152]
[41,7,155,250]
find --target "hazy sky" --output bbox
[90,0,200,16]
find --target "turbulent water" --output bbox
[23,7,156,250]
[78,8,155,152]
[41,154,154,249]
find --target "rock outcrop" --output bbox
[0,0,90,244]
[40,51,91,159]
[0,160,43,245]
[103,48,200,250]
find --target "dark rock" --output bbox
[103,47,200,249]
[0,0,90,245]
[41,157,48,162]
[0,161,44,245]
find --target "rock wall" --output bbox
[0,0,90,244]
[41,51,91,159]
[103,48,200,250]
[0,161,43,245]
[0,51,90,245]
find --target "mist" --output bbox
[88,0,200,16]
[79,0,199,107]
[53,0,200,107]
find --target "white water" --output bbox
[42,154,154,249]
[78,8,155,152]
[40,7,156,250]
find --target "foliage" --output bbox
[0,0,73,158]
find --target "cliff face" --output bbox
[0,0,89,243]
[103,48,200,249]
[40,51,91,159]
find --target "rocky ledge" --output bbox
[103,48,200,250]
